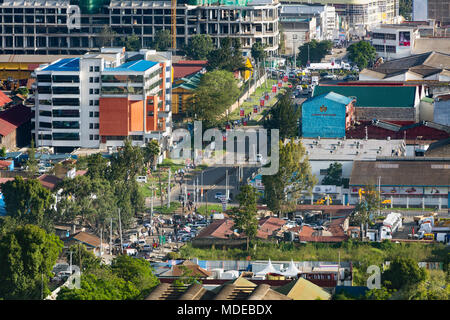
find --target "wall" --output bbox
[99,97,129,136]
[302,97,347,138]
[0,130,16,150]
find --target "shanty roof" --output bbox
[313,85,416,108]
[0,105,32,137]
[350,160,450,187]
[0,160,13,168]
[37,174,62,190]
[70,231,107,248]
[159,260,212,278]
[258,217,286,233]
[275,277,331,300]
[173,60,207,80]
[195,219,235,239]
[0,91,12,107]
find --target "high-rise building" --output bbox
[413,0,450,26]
[0,0,280,55]
[280,0,400,35]
[33,48,172,152]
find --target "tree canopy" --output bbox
[207,37,246,72]
[1,176,53,229]
[321,162,343,186]
[264,90,300,140]
[297,40,332,66]
[399,0,412,20]
[251,42,267,62]
[0,224,63,299]
[230,185,259,251]
[188,69,240,127]
[152,29,171,51]
[347,41,376,70]
[185,34,214,60]
[262,140,316,216]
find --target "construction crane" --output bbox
[171,0,177,50]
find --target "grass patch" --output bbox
[153,202,181,214]
[196,204,224,215]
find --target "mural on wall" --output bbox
[399,31,411,46]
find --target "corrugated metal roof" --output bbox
[313,85,416,108]
[104,60,157,72]
[43,58,80,72]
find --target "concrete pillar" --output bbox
[422,197,425,210]
[311,194,314,205]
[406,196,409,209]
[390,195,393,208]
[439,197,442,210]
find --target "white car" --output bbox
[323,74,337,80]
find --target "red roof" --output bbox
[38,174,62,190]
[0,160,12,168]
[0,105,32,136]
[172,60,207,80]
[258,217,286,234]
[0,91,12,107]
[346,120,450,141]
[195,219,236,239]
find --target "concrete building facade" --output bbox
[371,24,420,60]
[0,0,280,56]
[33,47,172,152]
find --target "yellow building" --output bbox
[172,73,202,115]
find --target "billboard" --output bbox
[399,31,410,47]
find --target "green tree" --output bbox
[85,153,110,180]
[321,162,343,186]
[365,286,395,300]
[0,225,63,299]
[122,34,141,52]
[399,0,412,20]
[111,255,159,297]
[25,138,39,177]
[16,87,29,98]
[98,25,117,48]
[347,41,376,70]
[230,185,259,251]
[0,146,6,158]
[144,139,160,171]
[185,34,214,60]
[173,265,202,288]
[109,139,145,182]
[188,69,240,127]
[1,176,53,228]
[57,272,140,300]
[264,90,300,140]
[297,40,332,66]
[351,184,381,239]
[262,140,317,217]
[207,37,246,72]
[152,29,171,51]
[251,42,267,62]
[67,243,101,273]
[382,257,427,291]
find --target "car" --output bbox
[323,74,337,80]
[138,239,146,246]
[343,74,358,81]
[142,244,152,252]
[214,192,230,202]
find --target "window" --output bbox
[39,121,52,128]
[89,66,94,72]
[89,100,94,106]
[89,88,93,94]
[52,121,80,129]
[147,111,154,116]
[52,86,79,94]
[90,134,94,140]
[52,109,79,117]
[52,98,80,106]
[95,89,100,94]
[37,86,51,94]
[94,135,99,140]
[89,77,93,83]
[95,112,99,117]
[52,75,79,83]
[37,74,51,82]
[94,123,99,129]
[94,77,99,83]
[94,100,99,106]
[39,110,52,117]
[89,123,93,129]
[53,132,80,141]
[94,66,100,72]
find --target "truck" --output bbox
[379,212,402,240]
[307,62,351,71]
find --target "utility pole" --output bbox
[100,227,103,258]
[69,251,73,274]
[151,183,154,221]
[167,168,171,209]
[225,169,229,200]
[110,218,112,255]
[118,208,123,255]
[201,170,204,203]
[378,176,381,216]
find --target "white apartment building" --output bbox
[33,47,172,152]
[371,24,420,60]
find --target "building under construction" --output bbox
[0,0,280,55]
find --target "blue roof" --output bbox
[43,58,80,72]
[312,92,353,105]
[104,60,158,72]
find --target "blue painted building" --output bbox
[301,92,355,138]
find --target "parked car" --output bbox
[343,74,358,81]
[142,244,152,252]
[323,74,337,80]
